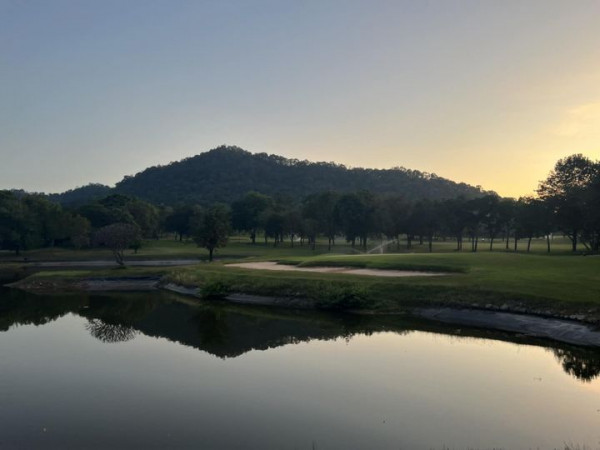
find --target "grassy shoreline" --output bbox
[3,238,600,323]
[4,256,599,323]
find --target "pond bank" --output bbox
[226,261,449,277]
[417,307,600,347]
[6,267,600,347]
[161,283,600,347]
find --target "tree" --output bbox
[495,198,516,251]
[479,195,502,251]
[537,154,600,252]
[192,204,231,261]
[377,195,408,250]
[164,204,201,241]
[411,200,440,252]
[334,192,375,250]
[263,211,286,246]
[582,173,600,252]
[515,197,545,252]
[94,223,142,266]
[231,191,273,244]
[440,197,469,251]
[283,207,303,247]
[302,191,340,250]
[0,191,35,255]
[63,214,91,249]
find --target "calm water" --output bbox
[1,288,600,450]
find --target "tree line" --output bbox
[1,154,599,260]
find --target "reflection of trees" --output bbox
[85,318,137,343]
[79,294,160,344]
[82,295,160,324]
[553,347,600,382]
[0,289,85,332]
[7,289,600,382]
[194,309,229,346]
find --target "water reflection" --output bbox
[1,287,600,382]
[85,319,138,343]
[553,347,600,382]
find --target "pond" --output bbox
[1,287,599,449]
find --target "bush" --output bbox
[315,283,370,310]
[200,278,230,299]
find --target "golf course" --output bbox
[3,236,599,324]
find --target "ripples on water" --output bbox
[1,287,599,449]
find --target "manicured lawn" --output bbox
[4,235,599,317]
[160,250,600,315]
[0,235,580,262]
[283,252,600,305]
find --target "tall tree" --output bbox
[94,223,142,266]
[231,192,273,244]
[411,200,440,252]
[192,204,231,261]
[479,195,503,251]
[303,191,340,250]
[440,197,469,251]
[377,195,408,250]
[164,204,201,241]
[335,192,375,250]
[537,154,600,252]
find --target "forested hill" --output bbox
[48,183,112,206]
[109,146,487,205]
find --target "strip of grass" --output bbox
[160,252,599,315]
[6,243,600,319]
[275,252,600,304]
[0,235,582,263]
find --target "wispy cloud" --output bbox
[554,102,600,137]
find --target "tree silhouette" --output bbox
[85,318,138,343]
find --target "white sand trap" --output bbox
[226,261,448,277]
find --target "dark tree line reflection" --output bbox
[85,319,137,343]
[553,348,600,382]
[2,288,600,382]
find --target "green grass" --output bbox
[280,252,600,305]
[0,234,582,263]
[3,235,600,318]
[160,250,600,316]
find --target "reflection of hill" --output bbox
[2,288,600,382]
[132,301,364,358]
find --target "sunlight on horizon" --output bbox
[2,1,600,197]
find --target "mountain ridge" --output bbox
[54,146,491,205]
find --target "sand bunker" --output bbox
[226,261,447,277]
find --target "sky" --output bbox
[2,0,600,197]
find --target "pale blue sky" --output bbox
[2,0,600,196]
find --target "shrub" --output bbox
[200,278,230,299]
[315,283,370,310]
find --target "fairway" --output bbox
[4,236,600,320]
[284,251,600,305]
